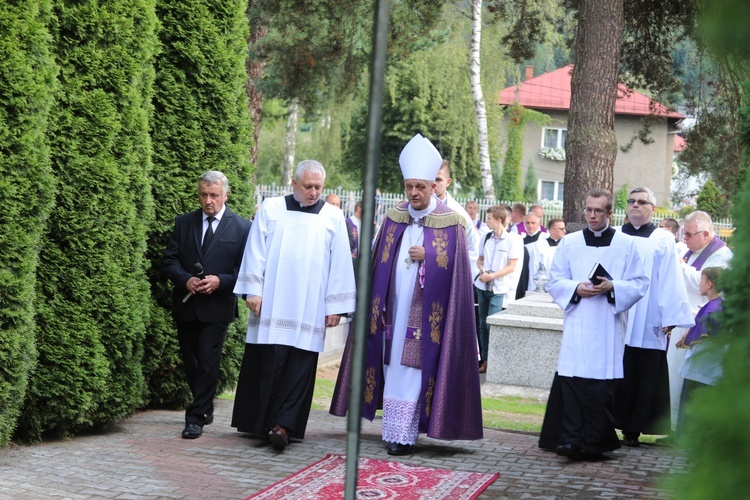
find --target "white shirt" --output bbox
[474,230,523,294]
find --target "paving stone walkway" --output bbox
[0,389,686,499]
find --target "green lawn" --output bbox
[223,377,668,441]
[310,379,546,433]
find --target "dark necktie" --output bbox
[202,216,215,253]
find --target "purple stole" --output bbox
[683,236,726,270]
[682,297,723,346]
[346,217,359,259]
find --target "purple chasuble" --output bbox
[331,201,483,441]
[682,297,723,346]
[683,236,726,270]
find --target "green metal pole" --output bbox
[343,0,390,498]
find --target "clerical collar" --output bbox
[285,194,324,214]
[408,197,437,223]
[524,231,542,244]
[622,221,657,238]
[583,225,615,247]
[548,238,560,247]
[587,222,610,236]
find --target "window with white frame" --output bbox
[542,127,566,149]
[540,180,564,201]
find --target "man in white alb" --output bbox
[539,188,648,459]
[232,160,356,451]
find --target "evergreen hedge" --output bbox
[144,0,254,408]
[669,77,750,499]
[16,0,158,441]
[0,0,57,447]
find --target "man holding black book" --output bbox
[539,188,649,459]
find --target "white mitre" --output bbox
[398,133,442,181]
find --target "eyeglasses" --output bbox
[583,208,607,215]
[627,198,653,206]
[683,230,707,239]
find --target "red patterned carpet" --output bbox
[246,454,498,499]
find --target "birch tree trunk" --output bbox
[470,0,494,201]
[281,98,299,186]
[564,0,624,223]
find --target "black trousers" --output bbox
[176,320,229,425]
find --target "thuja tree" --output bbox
[17,0,158,441]
[145,0,254,407]
[0,0,56,447]
[498,104,548,201]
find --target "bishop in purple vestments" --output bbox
[330,134,483,456]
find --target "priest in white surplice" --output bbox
[232,160,356,451]
[613,187,694,447]
[539,188,648,459]
[523,211,552,292]
[667,210,733,429]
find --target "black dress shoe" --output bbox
[182,423,203,439]
[269,425,289,451]
[623,437,640,447]
[555,443,581,458]
[204,413,214,426]
[622,432,640,447]
[387,442,415,456]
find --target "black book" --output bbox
[588,262,612,286]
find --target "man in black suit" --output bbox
[162,171,251,439]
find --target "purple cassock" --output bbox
[331,200,483,441]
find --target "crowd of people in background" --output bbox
[162,133,733,461]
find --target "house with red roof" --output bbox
[497,65,683,205]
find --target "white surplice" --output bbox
[234,196,356,353]
[525,232,552,292]
[441,192,479,276]
[620,227,694,350]
[547,230,649,380]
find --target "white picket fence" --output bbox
[254,184,734,241]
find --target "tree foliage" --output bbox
[0,0,56,447]
[17,0,158,442]
[145,0,254,409]
[523,160,539,202]
[498,104,549,201]
[695,178,728,218]
[667,2,750,497]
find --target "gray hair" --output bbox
[198,171,229,195]
[295,160,327,181]
[629,186,657,206]
[530,203,544,216]
[686,210,715,234]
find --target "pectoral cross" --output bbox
[404,257,413,269]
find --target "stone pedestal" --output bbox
[486,292,563,389]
